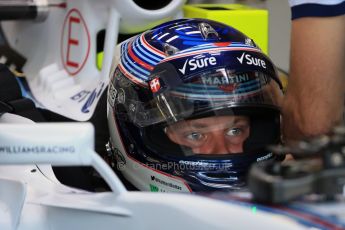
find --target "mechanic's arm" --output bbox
[282,15,345,141]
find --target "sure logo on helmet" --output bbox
[179,56,217,74]
[237,52,266,69]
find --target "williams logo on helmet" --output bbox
[178,56,217,74]
[237,52,266,69]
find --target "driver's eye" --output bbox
[186,132,204,141]
[226,128,242,136]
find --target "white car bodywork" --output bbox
[1,0,185,121]
[0,119,345,230]
[0,120,344,230]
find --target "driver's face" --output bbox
[165,115,250,155]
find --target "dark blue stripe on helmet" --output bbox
[133,38,159,65]
[175,34,220,42]
[121,42,149,81]
[135,36,163,62]
[182,40,221,46]
[174,80,260,96]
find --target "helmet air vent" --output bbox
[198,22,219,40]
[163,43,179,56]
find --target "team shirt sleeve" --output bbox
[289,0,345,19]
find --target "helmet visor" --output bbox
[125,68,282,128]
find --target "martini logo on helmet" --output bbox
[237,52,266,69]
[178,56,217,74]
[201,73,250,85]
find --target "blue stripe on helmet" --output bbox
[121,42,149,81]
[173,80,260,97]
[133,37,161,64]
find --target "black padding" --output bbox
[143,124,189,156]
[52,166,97,192]
[243,111,281,152]
[0,63,22,102]
[0,63,45,121]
